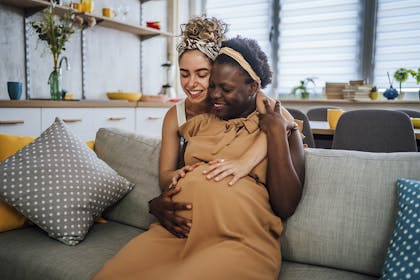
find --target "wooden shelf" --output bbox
[83,13,173,37]
[0,0,173,37]
[0,0,48,9]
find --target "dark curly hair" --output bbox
[215,36,272,89]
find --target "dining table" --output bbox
[310,121,420,141]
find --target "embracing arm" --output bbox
[260,100,305,219]
[159,107,182,191]
[203,133,267,185]
[203,91,274,185]
[151,106,193,238]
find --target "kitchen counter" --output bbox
[0,99,418,111]
[0,100,173,108]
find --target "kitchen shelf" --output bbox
[0,0,47,9]
[0,0,173,37]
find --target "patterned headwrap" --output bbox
[177,38,221,61]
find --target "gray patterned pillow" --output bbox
[0,118,134,245]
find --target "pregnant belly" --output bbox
[171,164,273,237]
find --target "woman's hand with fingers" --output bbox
[258,99,297,135]
[170,162,204,187]
[203,158,252,186]
[148,186,192,238]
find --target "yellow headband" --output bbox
[218,47,261,87]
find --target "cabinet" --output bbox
[42,108,135,141]
[0,108,41,136]
[135,107,169,138]
[0,101,170,140]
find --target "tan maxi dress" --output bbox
[94,111,284,280]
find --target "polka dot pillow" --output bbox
[0,118,134,245]
[381,178,420,279]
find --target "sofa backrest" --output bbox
[281,148,420,277]
[94,128,161,230]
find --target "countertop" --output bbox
[0,98,418,109]
[0,100,173,108]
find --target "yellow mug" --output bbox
[327,109,344,129]
[71,2,83,12]
[82,1,94,13]
[102,7,115,18]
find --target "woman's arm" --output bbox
[256,90,275,113]
[203,92,294,186]
[259,99,305,219]
[203,133,267,185]
[159,107,183,190]
[152,106,192,238]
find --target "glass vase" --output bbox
[48,68,62,100]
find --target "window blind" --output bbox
[205,0,272,66]
[277,0,362,94]
[373,0,420,90]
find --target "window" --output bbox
[205,0,420,96]
[373,0,420,90]
[205,0,271,59]
[277,0,362,94]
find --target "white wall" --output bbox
[0,0,170,100]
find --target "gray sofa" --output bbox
[1,127,419,280]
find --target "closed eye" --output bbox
[180,71,189,78]
[222,87,233,93]
[197,70,210,78]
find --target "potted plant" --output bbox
[291,77,317,99]
[369,86,379,100]
[407,68,420,99]
[393,68,410,97]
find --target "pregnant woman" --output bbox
[94,36,304,280]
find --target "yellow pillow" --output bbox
[0,200,31,231]
[0,134,103,231]
[86,140,95,150]
[0,134,35,162]
[0,134,35,232]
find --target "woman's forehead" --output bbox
[179,50,212,70]
[212,63,244,79]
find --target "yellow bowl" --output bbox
[411,118,420,128]
[107,92,142,102]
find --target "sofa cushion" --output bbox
[281,148,420,277]
[0,118,134,245]
[0,134,35,232]
[381,178,420,279]
[279,261,377,280]
[0,221,142,280]
[94,128,161,230]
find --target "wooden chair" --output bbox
[332,109,417,152]
[286,108,316,148]
[307,106,341,121]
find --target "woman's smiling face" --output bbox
[208,62,257,120]
[179,50,212,104]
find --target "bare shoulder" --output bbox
[162,106,179,135]
[256,91,276,114]
[163,106,177,124]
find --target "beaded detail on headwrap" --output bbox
[218,47,261,87]
[177,38,221,61]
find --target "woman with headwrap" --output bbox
[94,36,304,280]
